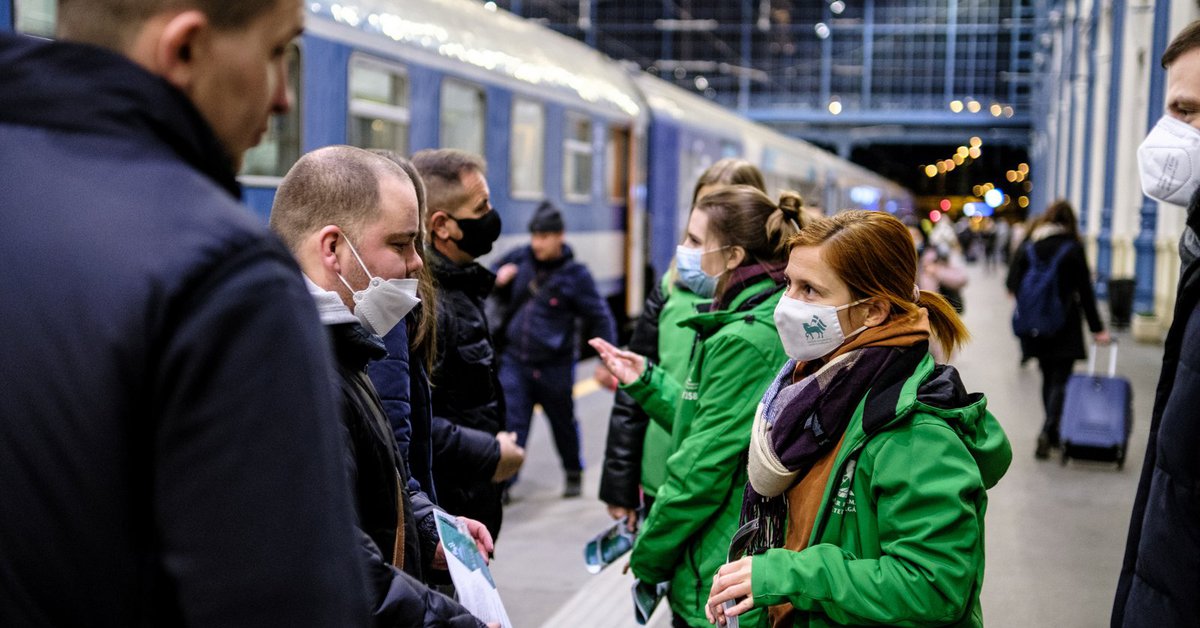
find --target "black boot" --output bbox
[1035,433,1051,460]
[563,470,582,498]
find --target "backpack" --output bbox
[1012,240,1074,338]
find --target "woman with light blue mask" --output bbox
[600,159,768,532]
[591,185,806,627]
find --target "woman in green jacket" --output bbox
[705,211,1012,628]
[600,158,768,530]
[591,185,806,627]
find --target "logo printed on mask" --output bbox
[1138,115,1200,206]
[773,294,869,362]
[336,234,420,337]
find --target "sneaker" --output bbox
[1035,433,1051,460]
[563,470,582,498]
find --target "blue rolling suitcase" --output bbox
[1059,342,1133,468]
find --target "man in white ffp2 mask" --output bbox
[1115,20,1200,628]
[269,146,498,628]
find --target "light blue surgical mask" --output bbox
[675,245,726,298]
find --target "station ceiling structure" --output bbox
[490,0,1047,200]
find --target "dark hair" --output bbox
[1032,199,1080,241]
[1163,20,1200,68]
[411,149,487,220]
[269,145,411,252]
[691,158,767,205]
[370,150,438,372]
[59,0,281,49]
[788,211,969,358]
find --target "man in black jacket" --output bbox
[0,2,367,625]
[1113,20,1200,627]
[414,149,525,539]
[271,146,497,628]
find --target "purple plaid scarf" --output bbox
[741,346,897,553]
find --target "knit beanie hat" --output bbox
[528,201,565,233]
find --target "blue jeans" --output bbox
[499,355,582,472]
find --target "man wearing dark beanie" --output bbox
[492,201,617,498]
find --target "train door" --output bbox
[608,125,642,325]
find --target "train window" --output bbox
[440,79,486,156]
[14,0,56,37]
[607,127,630,202]
[563,113,593,203]
[510,98,545,200]
[240,43,302,178]
[348,56,410,154]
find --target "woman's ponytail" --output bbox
[766,190,808,257]
[915,288,970,358]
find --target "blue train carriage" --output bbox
[237,0,650,325]
[634,71,879,278]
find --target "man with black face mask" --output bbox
[413,149,525,541]
[1114,19,1200,627]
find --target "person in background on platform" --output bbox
[591,186,804,627]
[367,150,441,501]
[491,201,618,498]
[271,146,496,628]
[705,210,1011,628]
[415,149,524,540]
[1005,200,1110,460]
[0,1,370,624]
[1114,19,1200,626]
[908,223,968,315]
[599,158,767,530]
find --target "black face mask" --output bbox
[450,210,502,258]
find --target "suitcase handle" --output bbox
[1086,339,1118,378]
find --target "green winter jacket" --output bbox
[751,350,1011,628]
[624,276,787,627]
[641,274,709,497]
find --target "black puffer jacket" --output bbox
[428,249,505,538]
[1006,233,1104,361]
[599,279,668,509]
[327,321,484,628]
[1113,202,1200,626]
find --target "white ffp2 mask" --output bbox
[337,236,420,337]
[1137,115,1200,206]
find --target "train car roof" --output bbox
[634,72,908,198]
[307,0,641,118]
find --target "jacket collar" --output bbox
[303,275,386,367]
[680,275,782,336]
[0,32,240,198]
[427,247,496,297]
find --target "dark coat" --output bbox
[492,244,617,365]
[1112,204,1200,626]
[1006,233,1104,361]
[599,277,668,509]
[328,322,484,628]
[369,319,438,503]
[0,33,369,626]
[428,249,505,537]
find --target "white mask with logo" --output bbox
[773,294,869,362]
[337,235,420,337]
[1137,115,1200,206]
